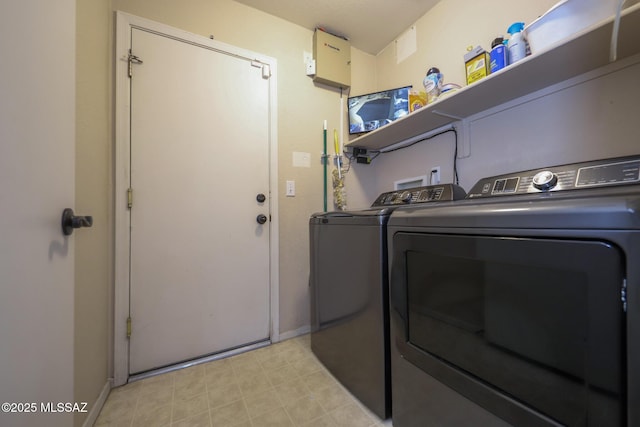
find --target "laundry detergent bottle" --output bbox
[507,22,526,65]
[423,67,443,104]
[490,37,507,73]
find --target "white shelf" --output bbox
[346,4,640,152]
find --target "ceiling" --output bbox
[234,0,442,55]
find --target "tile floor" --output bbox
[95,334,392,427]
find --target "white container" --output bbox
[524,0,622,54]
[507,22,527,64]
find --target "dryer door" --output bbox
[390,232,625,426]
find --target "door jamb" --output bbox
[114,11,279,386]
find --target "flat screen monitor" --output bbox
[348,86,411,135]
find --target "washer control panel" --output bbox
[371,183,466,206]
[467,155,640,199]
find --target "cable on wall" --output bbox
[365,127,460,185]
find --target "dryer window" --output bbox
[392,233,625,426]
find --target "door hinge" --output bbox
[127,188,133,209]
[128,50,143,78]
[126,316,132,339]
[622,278,627,312]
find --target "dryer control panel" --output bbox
[371,183,466,206]
[467,155,640,199]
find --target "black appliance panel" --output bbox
[391,232,625,426]
[467,155,640,199]
[371,183,466,206]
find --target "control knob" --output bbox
[532,170,558,191]
[400,191,413,203]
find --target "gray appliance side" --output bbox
[309,214,391,419]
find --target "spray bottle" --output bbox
[507,22,526,65]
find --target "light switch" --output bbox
[286,180,295,197]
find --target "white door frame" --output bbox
[114,11,279,386]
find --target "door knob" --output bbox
[61,208,93,236]
[256,193,266,203]
[256,214,268,224]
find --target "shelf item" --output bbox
[346,4,640,152]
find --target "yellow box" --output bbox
[464,46,490,85]
[409,91,427,112]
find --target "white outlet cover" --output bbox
[286,180,295,197]
[306,59,316,76]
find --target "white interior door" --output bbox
[128,28,272,374]
[0,1,76,426]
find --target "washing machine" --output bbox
[309,183,466,419]
[388,154,640,426]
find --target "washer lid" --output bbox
[310,207,394,226]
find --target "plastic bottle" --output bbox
[507,22,526,65]
[423,67,443,104]
[489,37,507,73]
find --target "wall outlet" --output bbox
[306,59,316,76]
[430,166,441,185]
[303,51,315,76]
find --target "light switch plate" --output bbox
[286,180,295,197]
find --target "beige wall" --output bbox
[347,0,640,206]
[375,0,558,91]
[75,0,112,425]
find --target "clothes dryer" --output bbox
[389,155,640,426]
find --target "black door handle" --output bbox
[61,208,93,236]
[256,214,268,225]
[256,193,266,203]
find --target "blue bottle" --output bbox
[489,37,507,73]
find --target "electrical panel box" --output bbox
[313,29,351,89]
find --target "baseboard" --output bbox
[82,379,112,427]
[278,324,310,342]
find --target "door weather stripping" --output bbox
[128,50,143,78]
[128,339,271,383]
